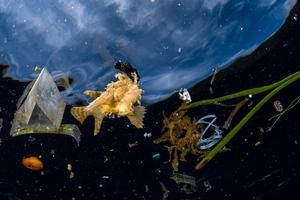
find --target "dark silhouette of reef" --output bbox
[0,2,299,199]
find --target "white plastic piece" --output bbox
[179,88,192,103]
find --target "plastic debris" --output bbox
[203,180,212,191]
[196,114,222,150]
[128,141,138,148]
[159,182,169,200]
[69,172,75,179]
[178,88,192,103]
[273,100,283,112]
[223,98,249,130]
[209,68,219,94]
[10,68,81,145]
[11,68,66,132]
[152,153,160,159]
[170,172,197,194]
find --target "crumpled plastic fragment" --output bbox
[179,88,192,103]
[196,114,222,150]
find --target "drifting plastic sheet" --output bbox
[10,68,81,145]
[170,172,197,194]
[196,114,222,150]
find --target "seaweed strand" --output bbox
[195,71,300,170]
[184,71,300,110]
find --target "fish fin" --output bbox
[127,106,146,128]
[94,115,104,136]
[71,106,90,124]
[84,90,102,100]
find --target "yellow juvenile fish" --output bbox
[71,72,145,135]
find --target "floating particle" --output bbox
[0,118,3,132]
[104,156,108,163]
[28,136,36,142]
[273,100,283,112]
[70,172,75,179]
[67,164,72,171]
[258,127,265,134]
[77,186,82,189]
[293,14,298,20]
[150,0,155,3]
[152,153,160,159]
[221,146,231,152]
[144,132,152,137]
[128,141,138,148]
[145,185,149,192]
[50,149,55,154]
[178,48,182,53]
[209,87,214,94]
[264,126,272,132]
[34,66,40,72]
[255,141,262,147]
[203,180,212,191]
[102,176,109,179]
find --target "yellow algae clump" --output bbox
[154,104,203,171]
[71,71,145,136]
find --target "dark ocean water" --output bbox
[0,1,300,200]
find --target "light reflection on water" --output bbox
[0,0,296,104]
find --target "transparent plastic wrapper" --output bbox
[10,68,81,145]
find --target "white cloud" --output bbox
[283,0,297,12]
[202,0,229,11]
[58,0,101,31]
[258,0,277,7]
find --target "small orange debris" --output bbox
[22,156,44,171]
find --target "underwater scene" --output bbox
[0,0,299,199]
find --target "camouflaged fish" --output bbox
[71,71,145,135]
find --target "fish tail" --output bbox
[127,106,146,128]
[71,106,90,124]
